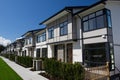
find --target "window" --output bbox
[83,21,89,31]
[84,43,106,67]
[42,32,46,42]
[107,10,112,27]
[60,21,68,36]
[96,16,104,28]
[82,9,111,32]
[89,18,96,30]
[42,48,47,58]
[29,37,32,44]
[36,35,41,43]
[48,27,54,39]
[36,48,40,58]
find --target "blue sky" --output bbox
[0,0,99,42]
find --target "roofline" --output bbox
[39,6,88,25]
[21,28,45,37]
[74,0,107,16]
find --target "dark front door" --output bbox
[67,43,73,63]
[36,48,40,58]
[54,45,58,60]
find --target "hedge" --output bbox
[43,58,85,80]
[1,54,33,68]
[16,56,33,67]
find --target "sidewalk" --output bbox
[0,56,48,80]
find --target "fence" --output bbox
[85,62,110,80]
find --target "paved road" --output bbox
[1,56,48,80]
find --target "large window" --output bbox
[48,27,54,39]
[84,43,107,67]
[82,9,112,32]
[36,32,46,43]
[60,21,68,36]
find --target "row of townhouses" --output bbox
[3,0,120,78]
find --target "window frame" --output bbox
[59,21,68,36]
[41,32,46,42]
[48,27,54,39]
[82,9,111,32]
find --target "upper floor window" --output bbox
[59,21,68,36]
[36,35,41,43]
[48,27,54,39]
[82,9,112,32]
[42,32,46,42]
[25,37,32,45]
[29,37,32,44]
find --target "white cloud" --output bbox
[0,36,11,46]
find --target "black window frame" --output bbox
[82,9,112,32]
[48,27,54,39]
[59,21,68,36]
[42,32,46,42]
[36,34,41,43]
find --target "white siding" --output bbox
[73,40,83,63]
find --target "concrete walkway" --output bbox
[0,56,48,80]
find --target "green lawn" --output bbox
[0,58,23,80]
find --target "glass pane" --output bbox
[64,25,68,34]
[83,21,89,31]
[52,30,54,38]
[89,13,95,19]
[64,21,68,25]
[107,10,111,15]
[84,43,106,67]
[48,32,51,38]
[89,18,96,30]
[97,16,104,28]
[83,16,88,21]
[107,15,112,27]
[96,10,103,16]
[60,27,64,35]
[60,23,63,27]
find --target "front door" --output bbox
[67,43,73,63]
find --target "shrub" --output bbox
[1,53,9,58]
[16,56,33,67]
[43,58,85,80]
[9,54,16,61]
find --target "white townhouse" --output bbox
[40,6,87,63]
[14,38,24,56]
[34,28,47,58]
[74,0,120,77]
[40,0,120,78]
[22,29,43,57]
